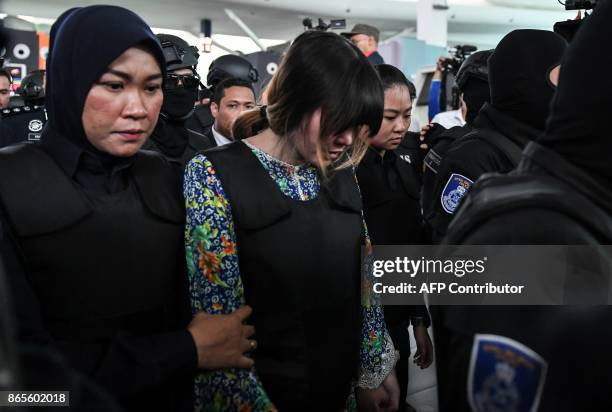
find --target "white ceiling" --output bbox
[1,0,578,48]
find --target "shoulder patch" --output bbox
[468,334,547,412]
[441,173,473,214]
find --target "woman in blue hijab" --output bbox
[0,5,255,411]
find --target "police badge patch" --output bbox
[441,173,473,214]
[28,119,43,132]
[468,334,547,412]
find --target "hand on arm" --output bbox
[188,305,256,369]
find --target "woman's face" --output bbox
[82,47,163,157]
[296,109,356,168]
[370,85,412,151]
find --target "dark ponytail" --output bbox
[232,105,270,140]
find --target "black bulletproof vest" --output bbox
[204,142,363,410]
[0,145,186,342]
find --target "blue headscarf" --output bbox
[45,5,165,156]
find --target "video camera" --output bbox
[441,45,477,75]
[554,0,602,42]
[563,0,599,10]
[302,18,346,32]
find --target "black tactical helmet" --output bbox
[207,55,259,89]
[156,34,199,72]
[17,69,45,101]
[455,49,493,91]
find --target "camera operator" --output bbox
[142,34,209,166]
[428,57,465,128]
[427,45,477,124]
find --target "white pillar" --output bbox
[417,0,448,47]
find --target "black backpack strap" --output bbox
[463,128,523,166]
[446,173,612,244]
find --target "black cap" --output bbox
[341,24,380,42]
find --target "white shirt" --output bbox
[431,109,466,129]
[408,116,421,133]
[211,124,232,147]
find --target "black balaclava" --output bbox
[151,82,196,158]
[538,0,612,189]
[151,34,200,157]
[161,86,199,120]
[44,5,165,167]
[488,29,567,131]
[462,78,490,125]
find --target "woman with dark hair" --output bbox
[0,6,255,411]
[356,64,433,412]
[185,31,399,411]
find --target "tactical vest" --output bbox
[204,141,363,410]
[0,145,187,341]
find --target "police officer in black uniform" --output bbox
[434,3,612,410]
[0,70,47,148]
[427,30,567,242]
[357,64,432,412]
[184,54,258,141]
[421,50,492,242]
[142,34,209,165]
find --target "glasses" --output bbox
[165,73,201,90]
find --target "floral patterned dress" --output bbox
[184,141,396,412]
